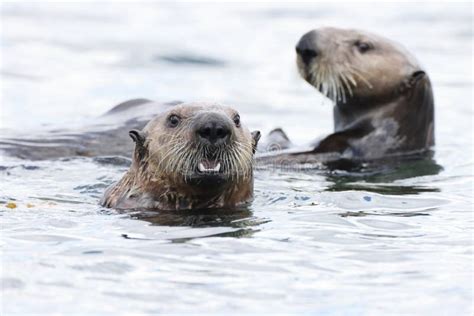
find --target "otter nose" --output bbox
[296,32,319,64]
[296,47,318,64]
[197,119,231,145]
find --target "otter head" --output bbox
[127,102,260,209]
[295,27,426,108]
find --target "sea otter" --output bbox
[0,28,434,168]
[100,102,260,210]
[258,27,434,165]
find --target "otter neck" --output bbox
[333,102,376,131]
[333,92,399,131]
[153,178,254,211]
[123,165,254,210]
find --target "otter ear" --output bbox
[129,129,147,161]
[410,70,426,85]
[251,131,261,154]
[129,129,146,144]
[400,70,427,94]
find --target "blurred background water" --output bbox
[1,2,473,315]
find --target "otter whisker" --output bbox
[348,66,373,89]
[337,67,348,102]
[228,146,241,181]
[328,70,340,102]
[163,139,197,181]
[233,141,253,180]
[159,142,186,167]
[346,72,357,87]
[334,76,346,103]
[339,72,354,98]
[318,66,327,96]
[157,140,188,172]
[325,68,332,99]
[342,63,358,88]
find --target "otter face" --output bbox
[295,27,421,105]
[130,102,260,191]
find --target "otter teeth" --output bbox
[198,162,221,173]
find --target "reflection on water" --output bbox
[339,210,433,218]
[129,207,259,227]
[155,53,227,67]
[123,207,270,241]
[1,2,472,316]
[329,183,440,195]
[326,153,443,195]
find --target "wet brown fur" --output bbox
[101,102,259,211]
[258,27,434,165]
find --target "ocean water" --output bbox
[1,2,473,315]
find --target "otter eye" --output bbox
[355,41,372,53]
[233,114,241,127]
[167,114,181,128]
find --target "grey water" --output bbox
[1,3,473,315]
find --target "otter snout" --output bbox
[296,31,319,65]
[195,113,232,146]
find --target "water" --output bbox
[1,3,473,315]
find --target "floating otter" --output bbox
[258,27,434,165]
[1,28,434,170]
[0,99,178,160]
[100,102,260,210]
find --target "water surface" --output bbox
[1,3,473,315]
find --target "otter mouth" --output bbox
[197,159,222,174]
[187,158,226,187]
[191,156,225,180]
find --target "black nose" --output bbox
[296,32,319,64]
[197,118,231,145]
